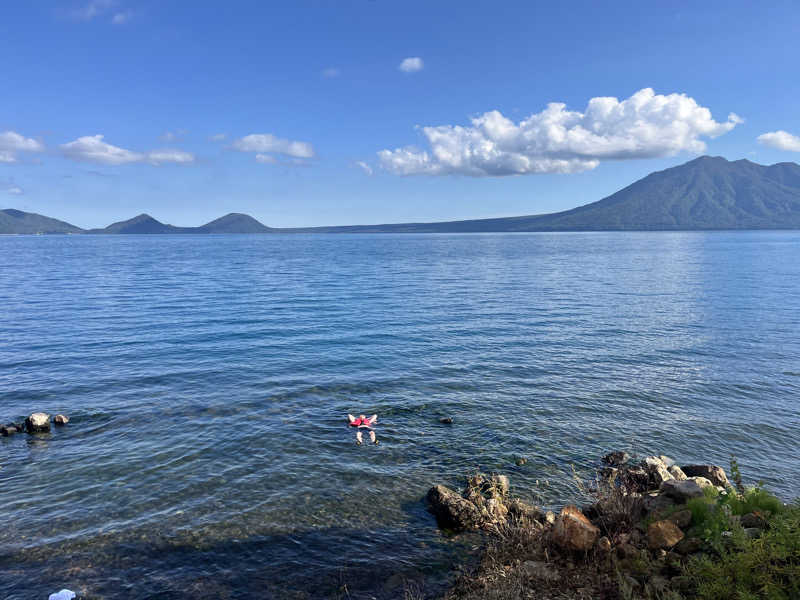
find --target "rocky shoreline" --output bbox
[426,452,795,600]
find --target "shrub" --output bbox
[687,501,800,600]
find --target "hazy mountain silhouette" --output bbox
[4,156,800,234]
[0,208,84,234]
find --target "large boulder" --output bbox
[681,465,729,488]
[659,479,705,502]
[647,520,685,549]
[427,485,486,531]
[551,505,600,551]
[25,413,50,433]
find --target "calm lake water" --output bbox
[1,232,799,599]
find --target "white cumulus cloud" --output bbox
[399,57,424,73]
[0,131,45,162]
[61,135,194,166]
[378,88,742,176]
[757,130,800,152]
[231,133,315,161]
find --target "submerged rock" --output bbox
[681,465,729,488]
[551,505,600,551]
[439,417,453,425]
[1,424,20,436]
[25,412,50,433]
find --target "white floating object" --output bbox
[49,590,76,600]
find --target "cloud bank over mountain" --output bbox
[378,88,742,176]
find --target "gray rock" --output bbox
[643,492,676,517]
[681,465,730,487]
[54,414,69,425]
[659,479,705,502]
[427,485,486,531]
[25,412,50,433]
[1,425,19,436]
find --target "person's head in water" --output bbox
[359,414,366,420]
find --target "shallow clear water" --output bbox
[1,232,799,599]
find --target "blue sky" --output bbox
[2,0,799,228]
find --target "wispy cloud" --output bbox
[0,130,45,163]
[355,161,373,175]
[322,67,341,78]
[231,133,315,164]
[1,178,24,195]
[757,130,800,152]
[209,133,227,142]
[71,0,132,24]
[111,10,133,24]
[160,129,188,142]
[399,57,424,73]
[379,88,742,176]
[61,135,195,166]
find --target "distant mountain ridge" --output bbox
[3,156,800,234]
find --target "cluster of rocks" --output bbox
[1,412,69,436]
[427,473,546,532]
[428,452,773,596]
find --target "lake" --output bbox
[1,232,799,599]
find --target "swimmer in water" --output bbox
[347,414,378,445]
